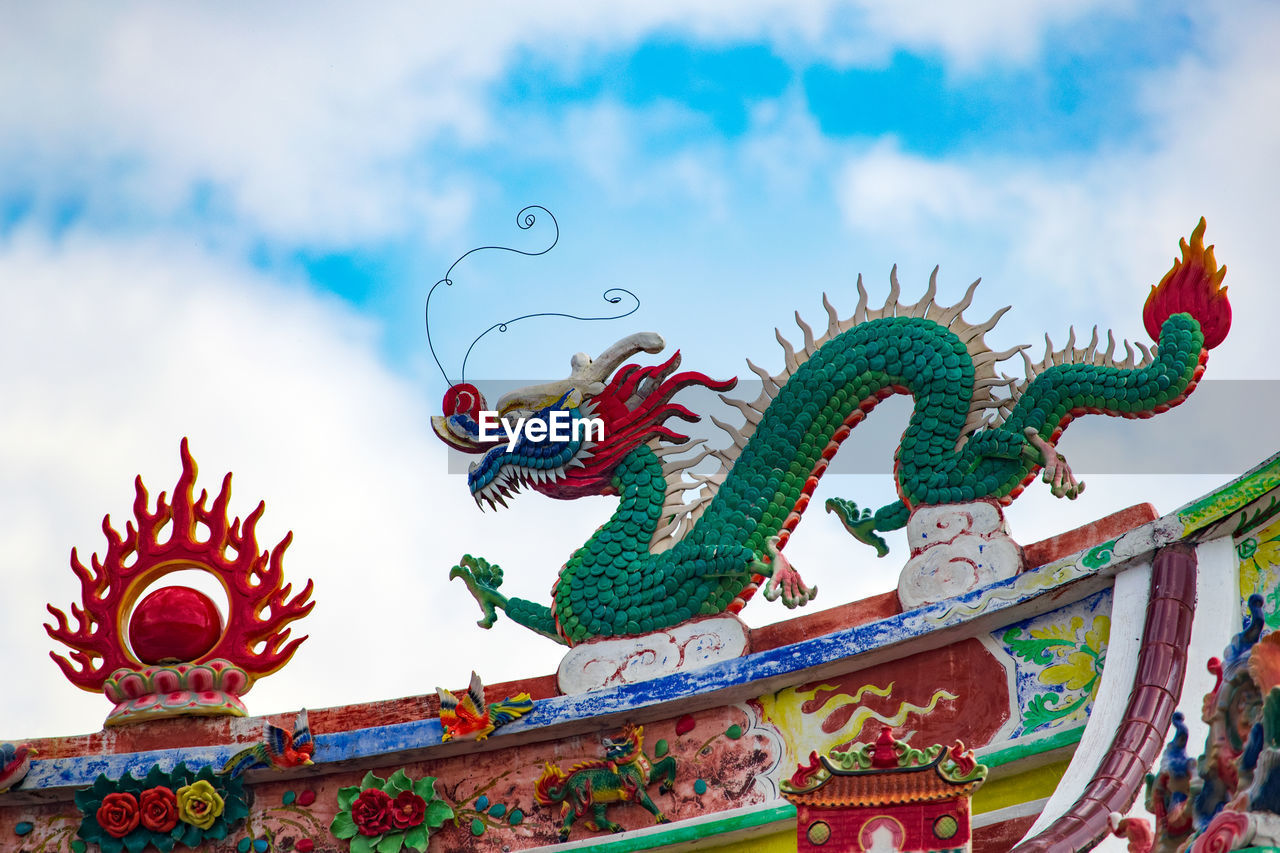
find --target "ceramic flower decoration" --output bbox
[74,763,248,853]
[330,769,453,853]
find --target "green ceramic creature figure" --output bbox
[533,724,676,842]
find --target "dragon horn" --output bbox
[494,333,667,414]
[575,333,666,384]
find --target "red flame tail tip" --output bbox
[1142,217,1231,349]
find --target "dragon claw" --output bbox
[449,554,509,629]
[759,536,817,609]
[1023,427,1086,500]
[825,497,890,557]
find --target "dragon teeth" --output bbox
[472,457,574,508]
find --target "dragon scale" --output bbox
[437,221,1230,646]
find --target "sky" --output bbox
[0,2,1277,824]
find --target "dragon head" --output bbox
[602,724,643,762]
[431,333,736,508]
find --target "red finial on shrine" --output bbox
[871,727,899,769]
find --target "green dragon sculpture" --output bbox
[433,220,1231,646]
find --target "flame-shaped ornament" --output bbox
[45,439,314,725]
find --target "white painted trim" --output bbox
[1019,559,1152,840]
[1102,537,1243,846]
[973,798,1050,828]
[1183,536,1240,758]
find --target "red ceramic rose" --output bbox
[96,791,141,838]
[331,770,453,853]
[351,787,395,836]
[139,786,179,833]
[391,791,427,829]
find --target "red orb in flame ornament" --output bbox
[127,585,224,665]
[45,438,315,725]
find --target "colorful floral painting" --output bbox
[1238,516,1280,630]
[752,638,1010,786]
[995,589,1112,737]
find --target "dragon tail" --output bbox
[984,219,1231,505]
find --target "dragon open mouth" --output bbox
[468,449,589,510]
[466,399,596,510]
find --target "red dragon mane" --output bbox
[541,353,736,499]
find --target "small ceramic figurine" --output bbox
[534,723,676,842]
[223,709,314,776]
[436,671,533,742]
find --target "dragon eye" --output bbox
[500,409,533,431]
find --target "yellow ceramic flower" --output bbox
[176,780,225,830]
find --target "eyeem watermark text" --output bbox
[477,411,605,452]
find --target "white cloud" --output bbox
[832,3,1280,378]
[852,0,1134,70]
[0,1,1137,248]
[840,140,1004,228]
[0,229,617,738]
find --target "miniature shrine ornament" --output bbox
[45,439,315,725]
[782,728,987,853]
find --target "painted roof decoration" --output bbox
[6,216,1280,853]
[1140,588,1280,853]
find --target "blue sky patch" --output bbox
[802,11,1195,157]
[501,39,791,139]
[295,248,402,306]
